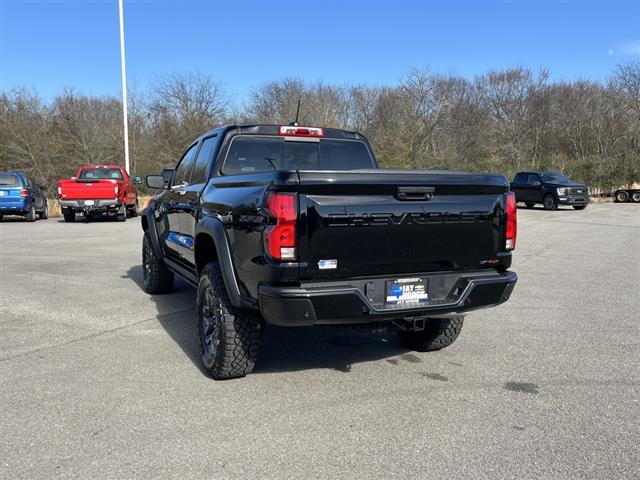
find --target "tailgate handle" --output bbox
[395,186,435,201]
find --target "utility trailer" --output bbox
[613,188,640,203]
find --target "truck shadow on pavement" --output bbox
[55,216,125,223]
[125,265,409,376]
[516,205,585,212]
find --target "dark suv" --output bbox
[511,172,590,210]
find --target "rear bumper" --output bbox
[0,199,28,213]
[259,270,517,326]
[59,199,120,212]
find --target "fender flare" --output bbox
[195,217,244,308]
[141,207,163,259]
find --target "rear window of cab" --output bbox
[222,136,375,175]
[79,169,123,180]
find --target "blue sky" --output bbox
[1,0,639,103]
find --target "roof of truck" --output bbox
[77,165,126,169]
[194,124,368,144]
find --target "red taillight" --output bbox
[264,192,297,261]
[278,125,324,137]
[505,192,517,251]
[20,188,29,198]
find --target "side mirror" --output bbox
[133,176,143,185]
[145,175,166,189]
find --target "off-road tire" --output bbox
[63,209,76,223]
[142,231,173,294]
[615,190,629,203]
[25,204,36,222]
[543,194,557,211]
[397,316,464,352]
[632,192,640,203]
[525,202,535,208]
[573,205,587,210]
[197,261,261,379]
[39,202,48,219]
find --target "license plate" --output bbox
[385,278,428,305]
[84,200,95,206]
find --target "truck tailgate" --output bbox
[58,179,119,200]
[296,170,509,280]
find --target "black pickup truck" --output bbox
[141,125,518,379]
[511,171,590,210]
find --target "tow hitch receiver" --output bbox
[395,316,427,331]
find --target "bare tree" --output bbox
[245,78,305,124]
[49,89,123,167]
[148,71,229,164]
[479,67,550,169]
[435,77,490,169]
[0,89,51,184]
[612,60,640,151]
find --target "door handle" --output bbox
[170,181,189,195]
[395,186,435,201]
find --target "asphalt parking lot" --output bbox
[1,204,638,479]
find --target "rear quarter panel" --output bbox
[201,171,299,298]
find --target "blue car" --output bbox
[0,171,48,222]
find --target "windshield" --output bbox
[540,173,571,183]
[79,168,123,180]
[223,136,375,174]
[0,174,20,187]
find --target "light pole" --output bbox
[118,0,130,174]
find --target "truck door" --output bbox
[121,169,136,206]
[177,134,220,266]
[162,143,199,259]
[511,173,527,202]
[525,173,543,202]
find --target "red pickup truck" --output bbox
[57,165,139,222]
